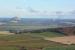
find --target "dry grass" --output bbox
[0,31,14,35]
[45,36,75,44]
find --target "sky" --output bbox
[0,0,75,18]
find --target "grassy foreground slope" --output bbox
[0,32,74,50]
[0,33,63,50]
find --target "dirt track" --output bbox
[44,36,75,44]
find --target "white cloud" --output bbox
[0,7,75,18]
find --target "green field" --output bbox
[32,32,64,37]
[44,45,75,50]
[0,32,74,50]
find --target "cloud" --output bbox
[55,11,63,15]
[0,6,75,18]
[27,7,38,13]
[63,10,75,16]
[69,10,75,15]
